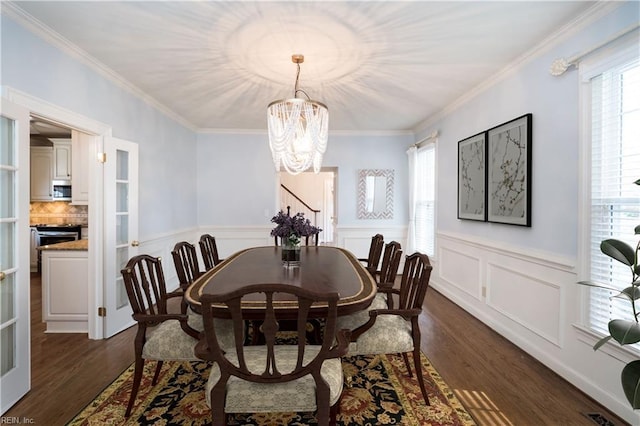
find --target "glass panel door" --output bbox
[1,99,30,414]
[104,137,138,338]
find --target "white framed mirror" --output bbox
[357,169,394,219]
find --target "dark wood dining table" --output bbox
[185,245,377,320]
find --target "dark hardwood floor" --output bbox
[4,274,628,425]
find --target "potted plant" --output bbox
[579,178,640,408]
[270,207,321,265]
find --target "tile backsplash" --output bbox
[30,202,88,226]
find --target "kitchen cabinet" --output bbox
[41,241,88,333]
[71,130,89,204]
[30,146,53,201]
[51,139,72,180]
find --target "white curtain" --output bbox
[406,145,418,254]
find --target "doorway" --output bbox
[278,167,337,245]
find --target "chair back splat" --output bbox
[196,283,350,426]
[378,241,402,286]
[199,234,223,270]
[124,254,169,317]
[358,233,384,277]
[171,241,202,315]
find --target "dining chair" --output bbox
[357,233,384,277]
[373,241,403,306]
[199,233,224,271]
[195,283,351,426]
[171,241,202,315]
[120,254,202,417]
[337,252,433,405]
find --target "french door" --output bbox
[0,99,30,413]
[103,136,138,338]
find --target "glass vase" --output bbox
[281,238,301,267]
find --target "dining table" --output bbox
[185,245,377,320]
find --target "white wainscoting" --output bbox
[137,227,201,292]
[335,225,407,261]
[433,231,640,424]
[435,231,572,348]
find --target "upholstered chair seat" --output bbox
[205,346,344,413]
[141,320,204,361]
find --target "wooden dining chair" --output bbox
[195,284,351,426]
[121,254,202,417]
[171,241,202,315]
[337,252,433,405]
[373,241,403,306]
[199,234,224,271]
[357,234,384,277]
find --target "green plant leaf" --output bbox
[622,360,640,408]
[601,239,635,267]
[620,286,640,301]
[634,178,640,186]
[609,319,640,345]
[634,224,640,235]
[593,335,612,351]
[577,280,622,292]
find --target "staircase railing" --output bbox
[280,184,320,226]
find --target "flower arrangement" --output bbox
[270,208,322,246]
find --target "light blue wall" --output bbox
[416,2,639,259]
[196,132,411,226]
[1,14,199,238]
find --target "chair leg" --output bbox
[151,360,163,385]
[401,352,413,377]
[125,357,145,417]
[329,402,338,426]
[412,349,430,406]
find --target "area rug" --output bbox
[68,353,476,425]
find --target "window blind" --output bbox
[588,59,640,335]
[415,143,435,257]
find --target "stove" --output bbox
[34,224,82,273]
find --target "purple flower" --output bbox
[270,210,322,244]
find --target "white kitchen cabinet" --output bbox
[51,139,72,180]
[41,248,88,333]
[30,146,53,201]
[71,130,89,204]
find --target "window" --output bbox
[414,143,436,257]
[586,50,640,335]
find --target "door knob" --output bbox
[0,271,5,282]
[131,241,139,247]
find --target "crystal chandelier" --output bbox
[267,54,328,175]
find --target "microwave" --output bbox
[52,181,72,200]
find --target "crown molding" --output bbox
[412,1,622,135]
[2,2,197,132]
[197,127,414,137]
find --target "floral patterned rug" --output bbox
[68,353,476,425]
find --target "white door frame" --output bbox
[4,88,112,339]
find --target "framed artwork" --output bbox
[486,114,532,226]
[458,132,487,221]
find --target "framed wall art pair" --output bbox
[457,113,532,227]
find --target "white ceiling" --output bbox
[11,1,596,133]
